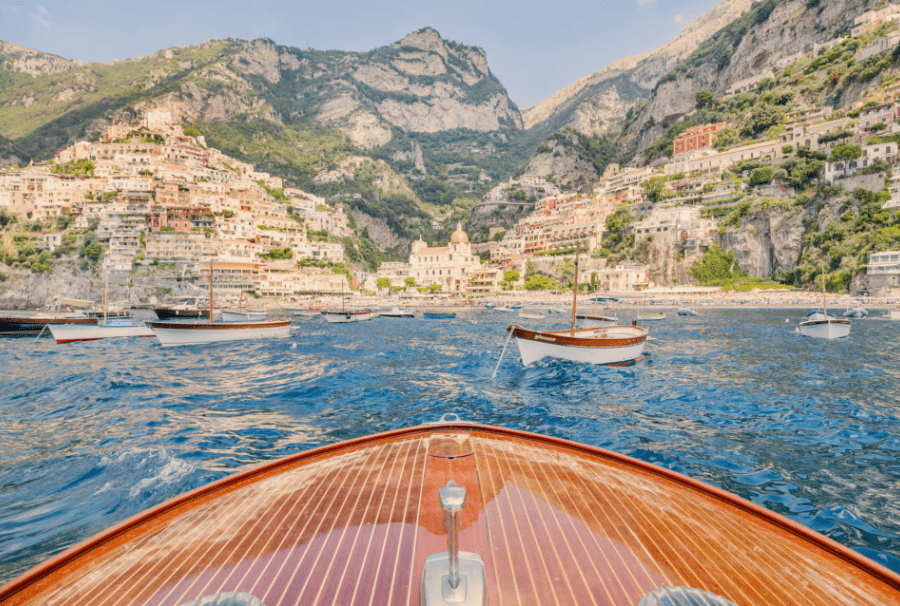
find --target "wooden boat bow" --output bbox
[2,421,899,605]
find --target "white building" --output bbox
[867,250,900,278]
[408,224,484,293]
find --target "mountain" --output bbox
[0,28,521,163]
[520,0,756,136]
[619,0,878,159]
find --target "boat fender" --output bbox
[638,586,738,606]
[178,592,266,606]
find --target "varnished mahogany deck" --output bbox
[2,423,899,605]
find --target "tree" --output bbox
[695,90,716,109]
[503,270,520,283]
[524,275,558,291]
[749,167,774,187]
[376,277,391,293]
[404,277,416,287]
[689,243,747,285]
[828,144,862,178]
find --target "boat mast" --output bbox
[208,259,213,324]
[103,266,108,326]
[570,246,580,337]
[822,267,827,320]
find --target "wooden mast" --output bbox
[822,267,828,320]
[570,246,580,337]
[208,260,213,324]
[103,267,108,326]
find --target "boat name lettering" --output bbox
[535,335,556,342]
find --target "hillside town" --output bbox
[3,8,900,302]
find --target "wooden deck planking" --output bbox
[3,425,900,606]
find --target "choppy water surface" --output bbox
[2,307,900,583]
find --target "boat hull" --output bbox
[48,322,155,343]
[511,324,648,366]
[379,308,415,317]
[0,316,97,337]
[424,313,456,319]
[636,313,666,320]
[798,319,851,339]
[3,422,898,606]
[323,310,375,323]
[146,320,291,346]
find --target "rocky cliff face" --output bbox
[0,41,86,77]
[522,0,755,137]
[522,139,599,191]
[718,208,805,277]
[0,29,522,160]
[621,0,875,157]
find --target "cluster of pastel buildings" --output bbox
[0,110,352,298]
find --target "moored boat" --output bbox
[518,309,545,319]
[153,299,203,319]
[676,307,699,316]
[148,262,292,345]
[3,419,898,606]
[798,271,852,339]
[323,309,375,323]
[510,323,648,366]
[888,308,900,320]
[379,306,416,318]
[506,248,648,367]
[797,318,851,339]
[0,315,97,337]
[0,298,97,337]
[49,318,154,343]
[636,312,666,320]
[147,319,292,346]
[843,306,868,318]
[423,311,456,319]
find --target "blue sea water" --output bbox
[1,307,900,584]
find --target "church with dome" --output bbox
[366,223,499,294]
[408,223,485,293]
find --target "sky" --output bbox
[0,0,724,109]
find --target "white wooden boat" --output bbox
[510,324,649,366]
[379,306,416,318]
[518,310,545,319]
[147,320,291,346]
[576,313,617,328]
[494,306,514,312]
[798,271,851,339]
[636,312,666,320]
[676,308,699,316]
[888,308,900,320]
[506,248,648,367]
[221,308,267,322]
[843,306,868,318]
[49,319,154,343]
[323,309,375,323]
[797,318,851,339]
[148,262,291,346]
